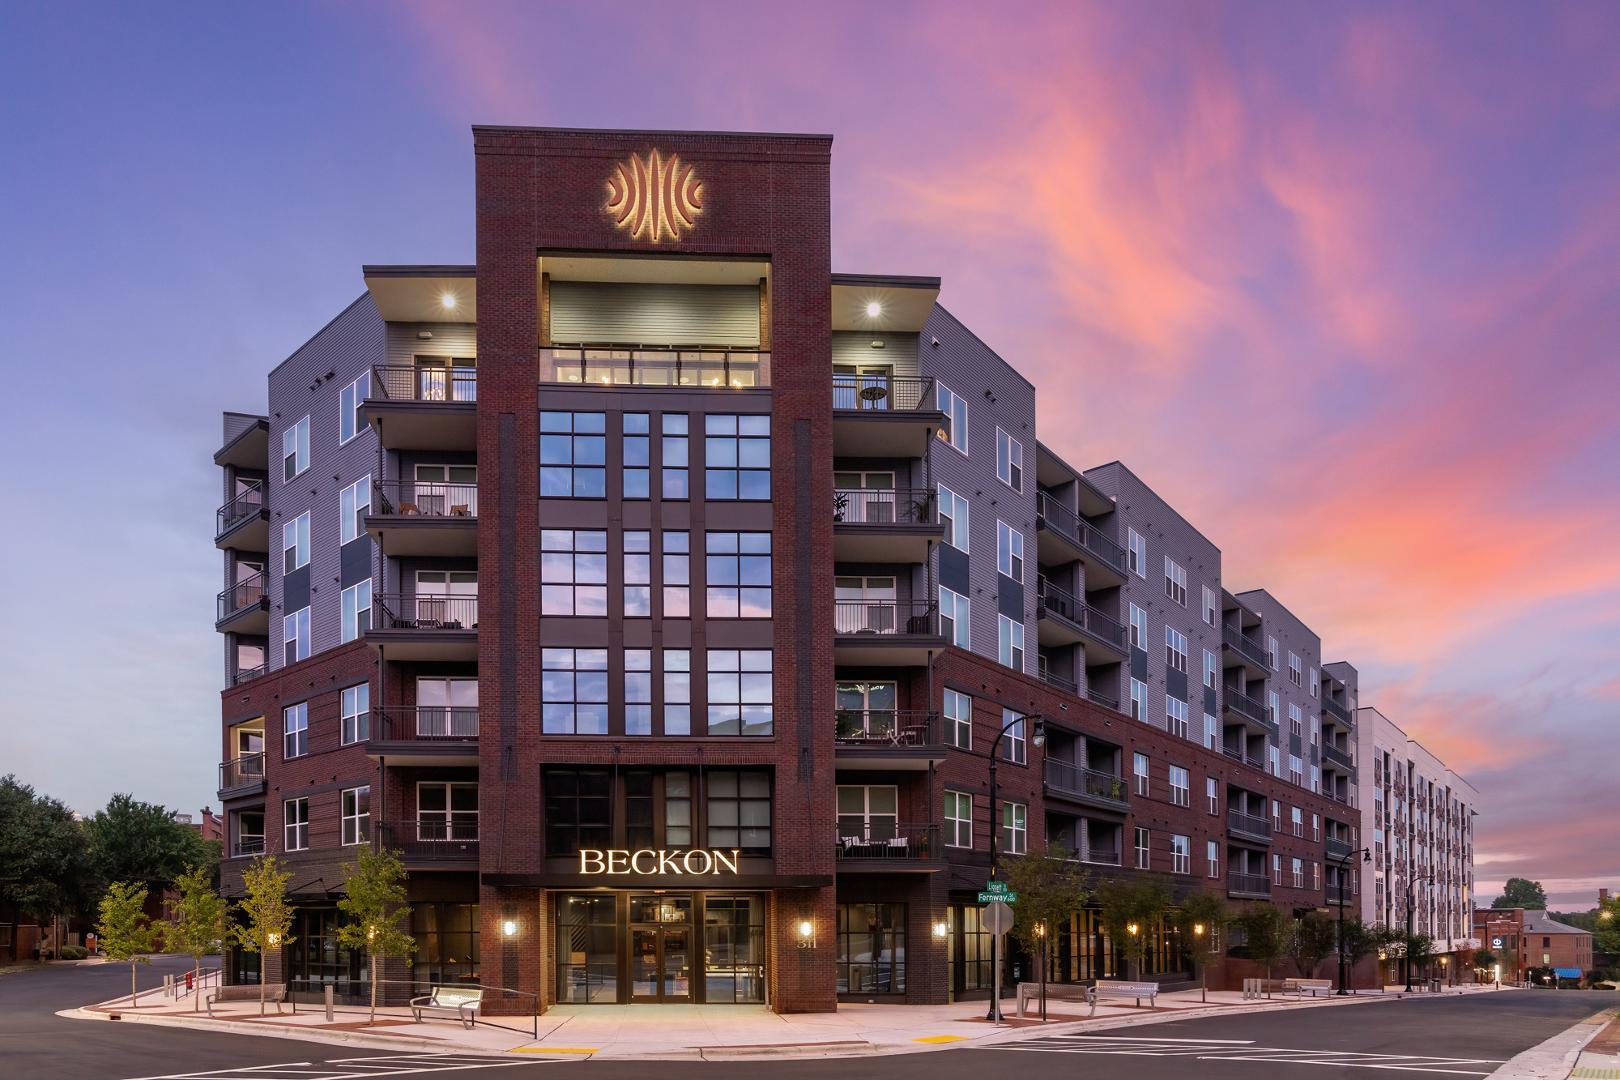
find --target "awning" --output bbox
[1553,967,1582,978]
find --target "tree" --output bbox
[1096,876,1171,979]
[97,881,158,1005]
[1172,889,1231,977]
[0,776,98,955]
[1233,903,1295,978]
[166,864,228,1011]
[232,854,295,1015]
[1338,918,1381,988]
[335,848,417,1024]
[1594,893,1620,957]
[1490,878,1547,910]
[1403,933,1435,984]
[1290,911,1338,977]
[85,794,211,899]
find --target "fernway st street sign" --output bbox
[978,880,1018,904]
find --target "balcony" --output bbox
[215,573,269,634]
[1035,576,1128,662]
[229,836,266,859]
[833,600,944,665]
[1326,837,1353,861]
[1227,810,1273,844]
[365,365,476,450]
[541,346,770,390]
[1223,688,1279,738]
[366,594,478,661]
[231,663,267,687]
[215,415,268,470]
[832,487,942,563]
[218,753,265,800]
[379,820,479,867]
[1034,492,1128,586]
[1322,742,1354,770]
[1044,760,1130,814]
[1221,624,1270,675]
[1323,696,1353,726]
[366,480,478,557]
[215,482,268,551]
[364,707,480,766]
[834,824,942,872]
[1228,872,1271,898]
[1081,848,1123,867]
[833,710,946,770]
[1221,744,1265,772]
[830,374,942,457]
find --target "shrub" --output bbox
[58,945,89,960]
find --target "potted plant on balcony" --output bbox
[909,490,935,524]
[833,491,849,522]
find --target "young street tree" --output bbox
[1096,876,1171,980]
[97,881,158,1006]
[1233,903,1295,978]
[167,864,228,1010]
[232,854,295,1016]
[335,847,416,1024]
[1338,917,1381,989]
[1173,889,1231,978]
[1000,847,1092,988]
[1291,911,1338,977]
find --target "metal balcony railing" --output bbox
[834,600,938,636]
[1228,810,1273,841]
[231,663,267,687]
[835,823,939,861]
[1081,848,1123,866]
[373,707,479,742]
[380,819,480,861]
[1229,872,1271,896]
[1326,837,1353,860]
[832,487,935,525]
[1222,625,1270,668]
[215,482,265,538]
[374,594,478,631]
[1035,492,1128,572]
[540,347,769,389]
[833,709,940,747]
[218,753,265,792]
[230,836,266,859]
[1039,667,1078,694]
[1087,686,1123,712]
[373,479,478,518]
[1044,760,1130,810]
[831,373,934,412]
[1322,742,1354,769]
[217,573,267,621]
[371,364,476,402]
[1323,696,1353,724]
[1224,688,1275,732]
[1221,744,1264,770]
[1036,576,1127,650]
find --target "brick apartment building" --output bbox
[210,125,1469,1012]
[1473,907,1594,983]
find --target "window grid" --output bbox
[624,530,651,616]
[1165,625,1188,673]
[1170,834,1191,875]
[339,374,367,445]
[938,484,969,552]
[1002,802,1027,855]
[663,649,691,735]
[539,411,607,497]
[940,586,970,648]
[706,650,773,736]
[945,689,972,749]
[623,413,650,499]
[704,414,771,500]
[541,648,609,734]
[1134,826,1150,869]
[341,785,371,846]
[997,614,1025,672]
[1164,556,1187,606]
[1133,752,1150,796]
[340,684,369,746]
[1002,709,1026,764]
[661,414,690,499]
[704,532,772,617]
[996,520,1024,582]
[541,529,609,615]
[944,791,973,848]
[1168,765,1190,807]
[938,383,968,454]
[1167,696,1189,739]
[625,649,652,736]
[340,475,370,544]
[284,798,308,851]
[283,702,308,760]
[995,427,1023,491]
[1127,528,1146,577]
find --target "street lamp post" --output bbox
[985,712,1045,1021]
[1193,923,1206,1003]
[1404,872,1433,992]
[1331,847,1372,995]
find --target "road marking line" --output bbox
[119,1065,317,1080]
[914,1035,970,1044]
[1071,1036,1258,1044]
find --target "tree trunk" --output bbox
[369,954,378,1024]
[260,954,268,1016]
[193,958,201,1011]
[130,962,139,1006]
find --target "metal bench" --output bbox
[1086,979,1160,1015]
[410,986,483,1029]
[1285,978,1333,997]
[205,983,292,1015]
[1016,981,1090,1017]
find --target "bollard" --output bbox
[325,984,334,1022]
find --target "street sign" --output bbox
[982,901,1015,936]
[977,890,1018,904]
[984,880,1009,894]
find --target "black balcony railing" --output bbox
[1326,837,1353,861]
[1035,492,1128,572]
[832,487,936,525]
[219,753,265,792]
[834,600,939,636]
[380,819,480,861]
[1323,696,1353,724]
[1322,742,1354,769]
[831,373,935,412]
[215,482,265,538]
[1036,576,1127,650]
[372,707,479,742]
[373,479,478,518]
[231,663,267,687]
[1045,760,1130,810]
[1222,625,1270,668]
[230,836,266,859]
[1039,667,1078,694]
[1229,872,1271,896]
[835,823,939,861]
[540,347,769,389]
[834,709,940,747]
[1081,848,1123,866]
[371,364,477,402]
[1224,688,1275,730]
[374,594,479,631]
[217,573,267,622]
[1087,686,1123,712]
[1228,810,1273,841]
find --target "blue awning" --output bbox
[1553,967,1582,978]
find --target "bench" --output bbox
[1016,981,1091,1017]
[1086,979,1160,1015]
[205,983,292,1015]
[410,986,483,1029]
[1285,978,1333,997]
[1242,977,1291,999]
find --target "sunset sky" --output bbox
[2,1,1616,907]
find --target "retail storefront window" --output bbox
[837,903,907,995]
[411,903,479,993]
[556,894,618,1003]
[703,896,766,1003]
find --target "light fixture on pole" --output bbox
[1331,846,1372,995]
[985,712,1044,1021]
[1193,923,1207,1003]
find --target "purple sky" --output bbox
[3,1,1616,908]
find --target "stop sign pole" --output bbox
[983,900,1015,1026]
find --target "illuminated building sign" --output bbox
[578,848,741,876]
[605,150,703,243]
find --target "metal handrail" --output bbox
[1036,576,1127,649]
[835,823,939,860]
[1222,625,1270,667]
[1229,872,1271,896]
[1326,837,1353,860]
[374,594,479,631]
[1322,742,1354,769]
[833,599,938,636]
[215,482,265,536]
[371,364,476,403]
[1044,760,1130,808]
[374,706,480,741]
[219,753,265,791]
[1035,491,1128,570]
[1081,849,1123,866]
[1039,668,1078,694]
[833,709,940,746]
[230,836,266,858]
[231,663,267,686]
[217,573,267,621]
[1323,696,1353,723]
[373,478,478,518]
[1087,686,1122,712]
[540,346,770,389]
[832,487,936,525]
[1224,688,1275,730]
[1228,810,1273,839]
[831,373,935,412]
[380,819,480,859]
[1222,744,1264,770]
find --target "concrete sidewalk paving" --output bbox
[1490,1004,1618,1080]
[64,982,1503,1061]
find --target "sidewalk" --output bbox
[64,982,1503,1061]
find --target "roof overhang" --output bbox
[363,265,476,323]
[832,274,939,332]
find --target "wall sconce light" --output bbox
[1193,922,1206,939]
[267,932,281,947]
[1127,922,1140,937]
[797,919,814,939]
[796,918,817,950]
[932,921,948,939]
[501,919,518,938]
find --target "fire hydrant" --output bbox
[185,970,195,992]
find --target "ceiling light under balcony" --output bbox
[865,300,883,318]
[440,292,458,310]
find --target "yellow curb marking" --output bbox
[513,1047,598,1054]
[914,1035,969,1043]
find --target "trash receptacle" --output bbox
[1430,978,1441,993]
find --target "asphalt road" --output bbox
[2,957,1610,1080]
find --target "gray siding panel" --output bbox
[550,282,760,346]
[832,331,918,377]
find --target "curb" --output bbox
[1489,1008,1615,1080]
[57,1007,515,1058]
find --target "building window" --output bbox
[1291,806,1304,837]
[937,382,968,454]
[1133,752,1150,796]
[940,586,970,648]
[1273,853,1283,885]
[1164,556,1187,606]
[1309,666,1318,697]
[283,702,308,760]
[1203,712,1218,749]
[662,531,690,616]
[1289,754,1304,787]
[944,791,973,848]
[1289,653,1303,686]
[1207,839,1220,879]
[544,770,609,855]
[1167,696,1189,739]
[540,529,609,615]
[625,649,652,736]
[1312,813,1321,841]
[944,689,972,749]
[420,781,479,841]
[341,786,371,846]
[1268,691,1280,726]
[997,615,1025,672]
[282,415,309,482]
[704,414,771,499]
[706,650,773,735]
[1002,709,1026,764]
[1267,636,1278,670]
[706,770,771,854]
[339,374,367,445]
[1127,528,1146,577]
[1134,826,1150,869]
[282,607,310,666]
[1129,604,1147,650]
[1272,799,1282,831]
[705,532,772,617]
[1130,678,1147,723]
[340,683,369,745]
[836,903,907,995]
[623,530,651,616]
[662,649,691,735]
[412,903,480,994]
[623,413,650,499]
[1292,857,1305,888]
[996,520,1024,582]
[541,648,609,734]
[1312,861,1321,890]
[1165,626,1188,672]
[340,579,371,643]
[1289,703,1303,737]
[1168,765,1190,807]
[1207,776,1219,815]
[1003,802,1027,855]
[937,484,969,552]
[1203,648,1218,690]
[340,475,370,544]
[283,798,308,851]
[836,784,898,842]
[661,413,690,498]
[995,427,1023,491]
[1202,585,1217,627]
[539,411,606,497]
[282,512,310,574]
[1170,834,1191,875]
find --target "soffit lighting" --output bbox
[865,300,883,318]
[440,292,458,311]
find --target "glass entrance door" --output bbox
[630,925,692,1002]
